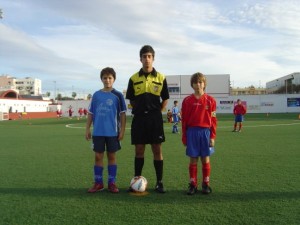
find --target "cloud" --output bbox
[1,0,300,96]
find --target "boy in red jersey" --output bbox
[232,99,247,132]
[181,72,217,195]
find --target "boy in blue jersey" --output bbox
[86,67,127,193]
[172,100,180,133]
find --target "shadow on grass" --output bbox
[0,187,299,203]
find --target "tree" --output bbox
[0,9,3,19]
[46,92,51,97]
[72,92,77,99]
[57,93,62,100]
[87,94,92,100]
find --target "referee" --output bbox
[126,45,169,193]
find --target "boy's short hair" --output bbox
[140,45,155,58]
[174,100,178,104]
[100,67,116,80]
[190,72,207,89]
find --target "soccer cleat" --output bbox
[187,183,198,195]
[155,181,166,193]
[88,183,104,193]
[232,129,238,132]
[201,183,212,194]
[126,186,135,193]
[108,183,119,193]
[238,130,242,132]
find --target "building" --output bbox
[166,74,230,99]
[266,72,300,94]
[230,86,267,95]
[0,75,16,91]
[0,75,42,95]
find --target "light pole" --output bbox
[54,81,57,103]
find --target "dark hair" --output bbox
[190,72,207,90]
[140,45,155,58]
[100,67,116,80]
[174,100,178,104]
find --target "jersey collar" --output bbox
[138,68,157,77]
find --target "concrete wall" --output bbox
[165,94,300,114]
[58,94,300,116]
[0,99,51,113]
[2,94,299,117]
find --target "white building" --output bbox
[0,90,51,114]
[0,75,42,95]
[166,74,230,99]
[266,72,300,94]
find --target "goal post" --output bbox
[0,112,9,121]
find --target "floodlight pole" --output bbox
[54,81,57,103]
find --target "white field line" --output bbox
[218,122,300,129]
[66,121,300,129]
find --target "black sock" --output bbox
[134,157,144,176]
[153,160,163,183]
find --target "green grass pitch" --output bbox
[0,113,299,225]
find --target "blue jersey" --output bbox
[172,106,180,123]
[89,89,126,137]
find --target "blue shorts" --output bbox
[173,115,180,123]
[92,136,121,153]
[235,114,244,122]
[186,127,211,158]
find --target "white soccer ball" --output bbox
[130,176,148,192]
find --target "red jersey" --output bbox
[233,104,246,115]
[181,93,217,145]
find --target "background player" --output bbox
[172,100,180,133]
[233,99,247,132]
[86,67,126,193]
[181,72,217,195]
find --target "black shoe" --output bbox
[126,186,134,193]
[155,181,166,193]
[187,183,197,195]
[201,183,212,194]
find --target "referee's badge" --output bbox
[153,86,159,92]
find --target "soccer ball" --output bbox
[130,176,148,192]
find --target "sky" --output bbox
[1,0,300,98]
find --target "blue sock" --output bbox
[108,165,117,184]
[94,166,103,184]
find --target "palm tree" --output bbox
[87,94,92,100]
[72,92,77,99]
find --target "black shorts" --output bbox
[92,136,121,153]
[131,111,165,144]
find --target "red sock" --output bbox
[239,123,242,130]
[189,164,197,186]
[234,123,237,130]
[202,162,211,185]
